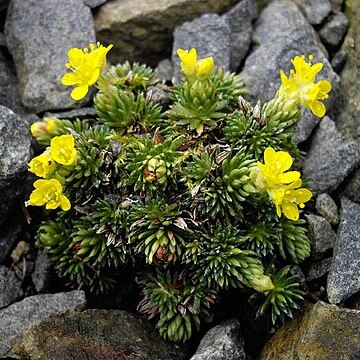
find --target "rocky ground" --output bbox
[0,0,359,359]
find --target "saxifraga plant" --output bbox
[27,45,332,342]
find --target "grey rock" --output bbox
[331,50,347,73]
[293,107,321,144]
[5,0,96,113]
[0,290,86,358]
[0,106,32,223]
[0,49,26,115]
[0,33,6,47]
[191,319,246,360]
[84,0,107,8]
[147,86,171,106]
[95,0,238,66]
[342,169,360,203]
[172,14,231,81]
[295,0,332,25]
[241,0,339,143]
[290,265,307,290]
[315,193,339,225]
[260,301,360,359]
[0,266,22,308]
[32,252,51,293]
[327,197,360,304]
[303,117,359,193]
[0,213,24,264]
[224,0,258,71]
[305,214,336,254]
[320,13,349,48]
[306,257,332,281]
[13,309,187,360]
[155,59,174,81]
[43,107,97,121]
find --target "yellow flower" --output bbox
[61,42,113,100]
[255,147,300,189]
[177,48,214,80]
[28,151,57,178]
[269,180,312,221]
[50,134,77,166]
[278,55,332,117]
[27,179,71,211]
[45,117,60,135]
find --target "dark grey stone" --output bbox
[0,290,86,358]
[331,50,347,73]
[13,309,187,360]
[0,266,22,308]
[295,0,332,25]
[191,319,246,360]
[84,0,107,8]
[306,257,332,281]
[303,117,359,193]
[0,0,9,11]
[241,0,339,143]
[224,0,258,70]
[32,252,51,293]
[327,197,360,304]
[5,0,96,113]
[293,108,321,144]
[320,13,349,48]
[0,213,24,264]
[155,59,174,81]
[0,106,32,223]
[342,169,360,203]
[172,14,231,81]
[305,214,336,254]
[43,107,97,121]
[147,86,171,106]
[315,193,339,225]
[0,49,26,115]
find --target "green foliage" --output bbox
[257,266,304,324]
[32,58,312,342]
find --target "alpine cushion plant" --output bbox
[26,44,331,342]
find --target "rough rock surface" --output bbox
[315,193,339,225]
[0,49,26,115]
[305,214,336,254]
[306,258,332,281]
[303,117,359,193]
[224,0,258,70]
[191,319,246,360]
[94,0,238,66]
[84,0,107,8]
[31,252,52,293]
[0,291,86,358]
[260,301,360,359]
[331,50,347,73]
[319,12,349,48]
[0,266,22,308]
[295,0,332,25]
[13,309,187,360]
[5,0,96,113]
[0,106,31,223]
[327,197,360,304]
[44,107,97,121]
[0,213,24,264]
[241,0,339,143]
[172,14,231,81]
[155,59,174,81]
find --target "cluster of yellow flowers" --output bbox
[61,42,113,100]
[26,134,77,211]
[252,147,312,221]
[278,55,332,117]
[177,48,215,81]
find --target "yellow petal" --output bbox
[275,151,293,172]
[264,147,276,165]
[279,171,301,184]
[48,178,63,193]
[67,48,84,68]
[196,57,214,80]
[287,179,302,189]
[293,188,312,203]
[46,200,60,210]
[71,85,89,100]
[283,201,299,221]
[33,179,47,189]
[309,100,326,117]
[60,195,71,211]
[29,189,46,206]
[88,67,100,86]
[61,72,79,86]
[317,80,332,97]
